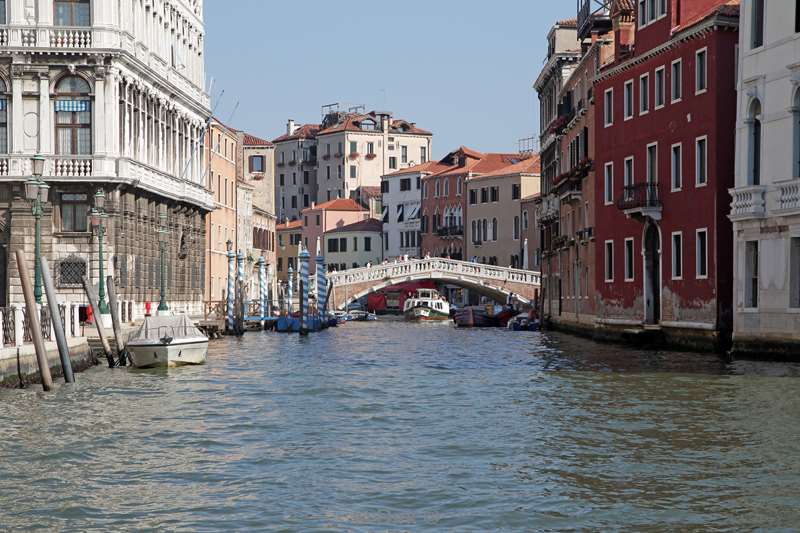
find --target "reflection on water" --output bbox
[1,323,799,531]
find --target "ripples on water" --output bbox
[1,321,800,531]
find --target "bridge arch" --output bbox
[327,258,541,311]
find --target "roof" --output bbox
[276,219,303,231]
[272,123,320,143]
[317,111,431,137]
[242,133,274,147]
[557,18,578,28]
[673,0,740,33]
[384,160,450,177]
[354,186,382,200]
[327,218,383,234]
[424,148,525,180]
[477,154,541,179]
[521,193,541,203]
[303,198,366,214]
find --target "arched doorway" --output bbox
[644,223,661,325]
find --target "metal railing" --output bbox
[1,307,14,346]
[436,225,464,237]
[618,183,661,211]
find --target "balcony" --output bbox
[776,180,800,215]
[618,183,662,221]
[577,0,612,40]
[302,158,317,167]
[560,182,583,204]
[437,225,464,237]
[729,185,767,221]
[576,226,594,242]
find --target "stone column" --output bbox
[137,89,144,160]
[10,67,23,155]
[37,72,51,155]
[172,113,179,176]
[105,68,118,158]
[9,0,24,25]
[123,80,131,158]
[93,70,106,156]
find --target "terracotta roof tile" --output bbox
[242,133,274,147]
[316,111,431,137]
[277,219,303,230]
[303,198,366,214]
[478,154,541,178]
[327,218,383,234]
[673,0,740,33]
[384,161,450,176]
[272,124,320,143]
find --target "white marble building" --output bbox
[730,0,800,355]
[0,0,212,317]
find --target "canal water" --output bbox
[1,321,800,531]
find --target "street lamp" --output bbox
[158,210,169,312]
[24,155,48,304]
[91,188,110,315]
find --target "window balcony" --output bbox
[617,183,662,221]
[437,225,463,237]
[776,180,800,215]
[729,185,767,221]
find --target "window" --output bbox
[326,166,331,180]
[480,187,488,203]
[605,240,614,282]
[353,237,358,252]
[55,0,90,26]
[471,220,478,243]
[277,257,283,272]
[435,180,441,197]
[523,210,529,230]
[513,216,520,240]
[791,238,800,308]
[752,0,765,48]
[303,171,310,185]
[421,146,427,164]
[646,143,658,184]
[671,143,682,191]
[696,48,708,94]
[512,184,521,200]
[696,229,708,279]
[303,194,309,208]
[349,141,358,154]
[279,174,285,186]
[795,90,800,178]
[57,256,87,287]
[604,88,614,127]
[55,76,92,155]
[417,177,421,190]
[292,173,296,185]
[639,74,650,114]
[492,218,498,241]
[444,179,450,196]
[389,156,397,170]
[291,196,297,208]
[482,219,488,242]
[397,204,405,223]
[748,100,762,186]
[327,238,339,253]
[249,155,264,172]
[0,1,5,24]
[400,178,411,191]
[624,238,635,281]
[604,162,614,205]
[658,0,667,17]
[624,80,634,119]
[401,146,408,163]
[366,142,375,155]
[469,189,478,205]
[695,136,708,186]
[797,0,800,33]
[624,156,634,188]
[338,166,343,179]
[638,0,646,25]
[456,177,462,196]
[381,181,389,194]
[745,241,759,308]
[350,166,357,179]
[490,186,499,202]
[339,238,348,252]
[365,237,372,252]
[655,67,665,108]
[60,193,89,232]
[671,59,683,102]
[0,78,6,152]
[672,232,683,279]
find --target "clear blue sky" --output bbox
[205,0,574,157]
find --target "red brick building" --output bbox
[420,147,520,260]
[593,0,739,350]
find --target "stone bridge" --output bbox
[326,258,541,311]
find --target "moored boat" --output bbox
[403,288,451,321]
[126,315,208,369]
[454,304,516,328]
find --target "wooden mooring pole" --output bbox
[16,250,53,391]
[106,275,126,366]
[81,276,116,368]
[40,257,74,383]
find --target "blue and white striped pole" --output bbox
[287,266,294,315]
[315,237,327,322]
[299,244,310,330]
[226,242,235,332]
[258,255,267,320]
[237,250,246,318]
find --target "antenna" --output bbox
[226,100,240,124]
[518,136,539,155]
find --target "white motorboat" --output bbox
[403,288,450,321]
[126,315,209,369]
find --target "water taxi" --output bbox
[403,288,450,322]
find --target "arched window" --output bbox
[55,0,90,26]
[794,89,800,178]
[444,177,450,196]
[435,179,440,197]
[471,220,477,244]
[748,99,762,185]
[492,217,498,241]
[0,78,7,153]
[55,76,92,155]
[482,219,488,242]
[513,216,520,240]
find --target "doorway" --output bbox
[644,223,661,325]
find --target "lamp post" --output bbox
[158,210,169,312]
[91,189,110,315]
[24,155,48,304]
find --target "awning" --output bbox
[396,204,404,223]
[382,206,389,223]
[408,204,420,220]
[55,99,91,112]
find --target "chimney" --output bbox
[287,119,297,136]
[611,1,635,61]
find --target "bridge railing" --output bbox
[328,258,541,287]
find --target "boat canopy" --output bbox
[129,315,205,342]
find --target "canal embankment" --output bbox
[0,336,95,388]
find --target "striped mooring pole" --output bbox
[258,255,267,320]
[237,250,246,317]
[315,237,327,322]
[299,244,310,330]
[226,243,236,332]
[287,266,294,315]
